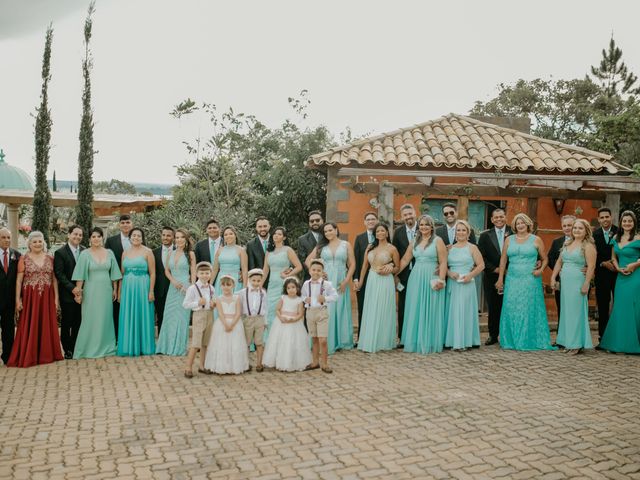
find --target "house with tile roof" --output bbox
[307,114,640,307]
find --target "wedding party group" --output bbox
[0,202,639,374]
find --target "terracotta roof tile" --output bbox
[309,114,627,174]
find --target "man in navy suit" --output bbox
[297,210,323,281]
[353,211,378,339]
[194,218,223,265]
[478,209,512,345]
[593,207,619,343]
[392,204,417,348]
[105,214,133,340]
[0,227,20,365]
[153,226,175,333]
[54,225,85,358]
[247,216,271,273]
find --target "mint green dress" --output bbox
[321,241,354,353]
[556,247,593,349]
[401,241,446,354]
[499,235,554,351]
[600,239,640,353]
[72,250,122,359]
[117,256,156,356]
[265,249,292,339]
[444,245,480,349]
[214,246,243,294]
[156,251,191,356]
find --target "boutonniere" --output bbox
[10,253,16,261]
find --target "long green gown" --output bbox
[72,250,122,359]
[600,239,640,353]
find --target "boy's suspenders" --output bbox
[246,288,263,316]
[194,284,212,309]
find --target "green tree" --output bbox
[75,2,96,245]
[589,36,640,97]
[31,25,54,244]
[94,179,137,195]
[52,170,57,192]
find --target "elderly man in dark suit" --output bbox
[547,215,576,328]
[247,216,271,283]
[104,214,133,341]
[0,227,21,365]
[593,207,619,344]
[153,226,174,334]
[297,210,323,281]
[478,209,512,345]
[435,203,477,246]
[54,225,85,358]
[392,204,417,348]
[353,211,378,340]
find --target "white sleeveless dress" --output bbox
[204,295,249,374]
[263,295,311,371]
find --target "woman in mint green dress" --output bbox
[72,227,122,359]
[550,219,596,354]
[497,213,554,351]
[357,223,400,353]
[262,227,303,338]
[444,220,484,351]
[156,228,196,356]
[398,215,448,354]
[213,227,248,294]
[117,228,156,356]
[306,223,356,354]
[600,211,640,354]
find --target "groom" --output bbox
[247,216,271,285]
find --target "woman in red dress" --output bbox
[7,231,63,367]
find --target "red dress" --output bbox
[7,255,63,367]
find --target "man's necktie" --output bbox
[2,250,7,274]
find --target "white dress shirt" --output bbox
[239,287,267,317]
[447,224,457,244]
[183,280,216,311]
[302,278,338,309]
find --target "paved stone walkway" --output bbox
[1,337,639,479]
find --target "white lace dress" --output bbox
[263,295,311,372]
[204,295,249,374]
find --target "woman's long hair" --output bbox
[616,210,638,242]
[175,228,194,253]
[369,223,390,251]
[316,222,339,257]
[564,219,594,254]
[267,227,289,252]
[414,215,436,248]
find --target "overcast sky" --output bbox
[1,0,639,184]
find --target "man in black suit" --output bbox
[547,215,576,327]
[353,212,378,338]
[593,207,618,343]
[435,202,477,246]
[0,227,20,365]
[194,218,222,265]
[297,210,323,281]
[153,226,174,334]
[54,225,85,359]
[478,209,512,345]
[392,204,417,348]
[105,214,133,340]
[247,216,271,274]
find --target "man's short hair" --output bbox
[308,210,323,220]
[255,216,269,225]
[442,203,457,211]
[119,214,131,222]
[597,207,612,216]
[363,211,378,220]
[491,208,506,217]
[68,224,83,234]
[205,218,219,229]
[161,226,175,233]
[400,204,415,212]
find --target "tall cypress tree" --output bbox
[52,170,57,192]
[32,25,54,244]
[590,36,640,97]
[75,2,96,244]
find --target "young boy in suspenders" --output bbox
[182,262,216,378]
[239,268,267,372]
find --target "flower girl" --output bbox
[263,277,312,372]
[204,275,249,374]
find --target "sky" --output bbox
[1,0,639,184]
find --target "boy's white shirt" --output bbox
[183,280,216,311]
[302,277,338,308]
[238,286,267,318]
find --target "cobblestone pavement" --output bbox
[1,334,639,480]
